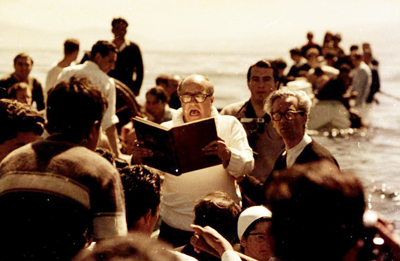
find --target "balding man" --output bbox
[133,74,254,247]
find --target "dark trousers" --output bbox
[158,221,193,248]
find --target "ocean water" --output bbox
[0,44,399,229]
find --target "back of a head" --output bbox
[119,165,161,228]
[0,98,44,144]
[265,160,365,261]
[90,40,116,60]
[46,77,107,139]
[155,74,170,87]
[64,38,80,55]
[73,233,177,261]
[194,191,241,243]
[146,86,168,103]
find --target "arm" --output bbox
[32,79,45,111]
[132,44,144,96]
[105,125,121,158]
[238,174,266,205]
[92,167,127,240]
[224,117,254,178]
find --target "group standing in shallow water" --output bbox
[0,19,398,261]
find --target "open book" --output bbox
[132,117,222,175]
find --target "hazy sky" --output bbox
[0,0,399,53]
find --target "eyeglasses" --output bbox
[180,93,211,103]
[271,110,303,121]
[248,233,270,243]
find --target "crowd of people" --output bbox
[0,17,397,261]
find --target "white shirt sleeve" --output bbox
[225,117,254,178]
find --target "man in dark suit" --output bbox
[238,89,339,204]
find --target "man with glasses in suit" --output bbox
[238,89,339,205]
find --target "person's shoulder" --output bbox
[306,140,336,160]
[0,74,14,85]
[161,120,174,129]
[127,41,140,49]
[58,63,85,78]
[220,100,247,116]
[0,143,36,172]
[217,113,243,126]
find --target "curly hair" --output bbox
[0,99,44,144]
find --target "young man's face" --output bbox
[95,52,117,74]
[112,23,127,40]
[14,57,32,80]
[145,94,165,117]
[241,221,274,261]
[248,67,277,104]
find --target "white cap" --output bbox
[237,206,272,240]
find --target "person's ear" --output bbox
[88,120,101,140]
[210,96,214,104]
[93,53,102,64]
[240,237,247,248]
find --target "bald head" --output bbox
[178,74,214,96]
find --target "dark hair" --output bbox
[194,191,241,244]
[112,17,128,28]
[64,39,80,55]
[272,59,287,70]
[7,82,31,99]
[350,45,359,52]
[265,160,365,261]
[90,41,116,60]
[155,74,170,86]
[247,59,276,82]
[290,48,302,56]
[146,86,168,103]
[46,77,107,139]
[339,63,352,73]
[13,53,33,65]
[0,99,44,144]
[119,165,161,228]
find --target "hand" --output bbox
[374,213,400,260]
[131,140,153,164]
[190,224,233,257]
[203,138,231,168]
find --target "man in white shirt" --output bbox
[133,74,254,247]
[57,40,121,157]
[45,39,80,94]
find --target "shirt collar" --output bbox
[286,133,312,168]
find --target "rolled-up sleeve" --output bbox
[101,78,119,130]
[225,117,254,178]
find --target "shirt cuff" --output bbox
[226,148,253,178]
